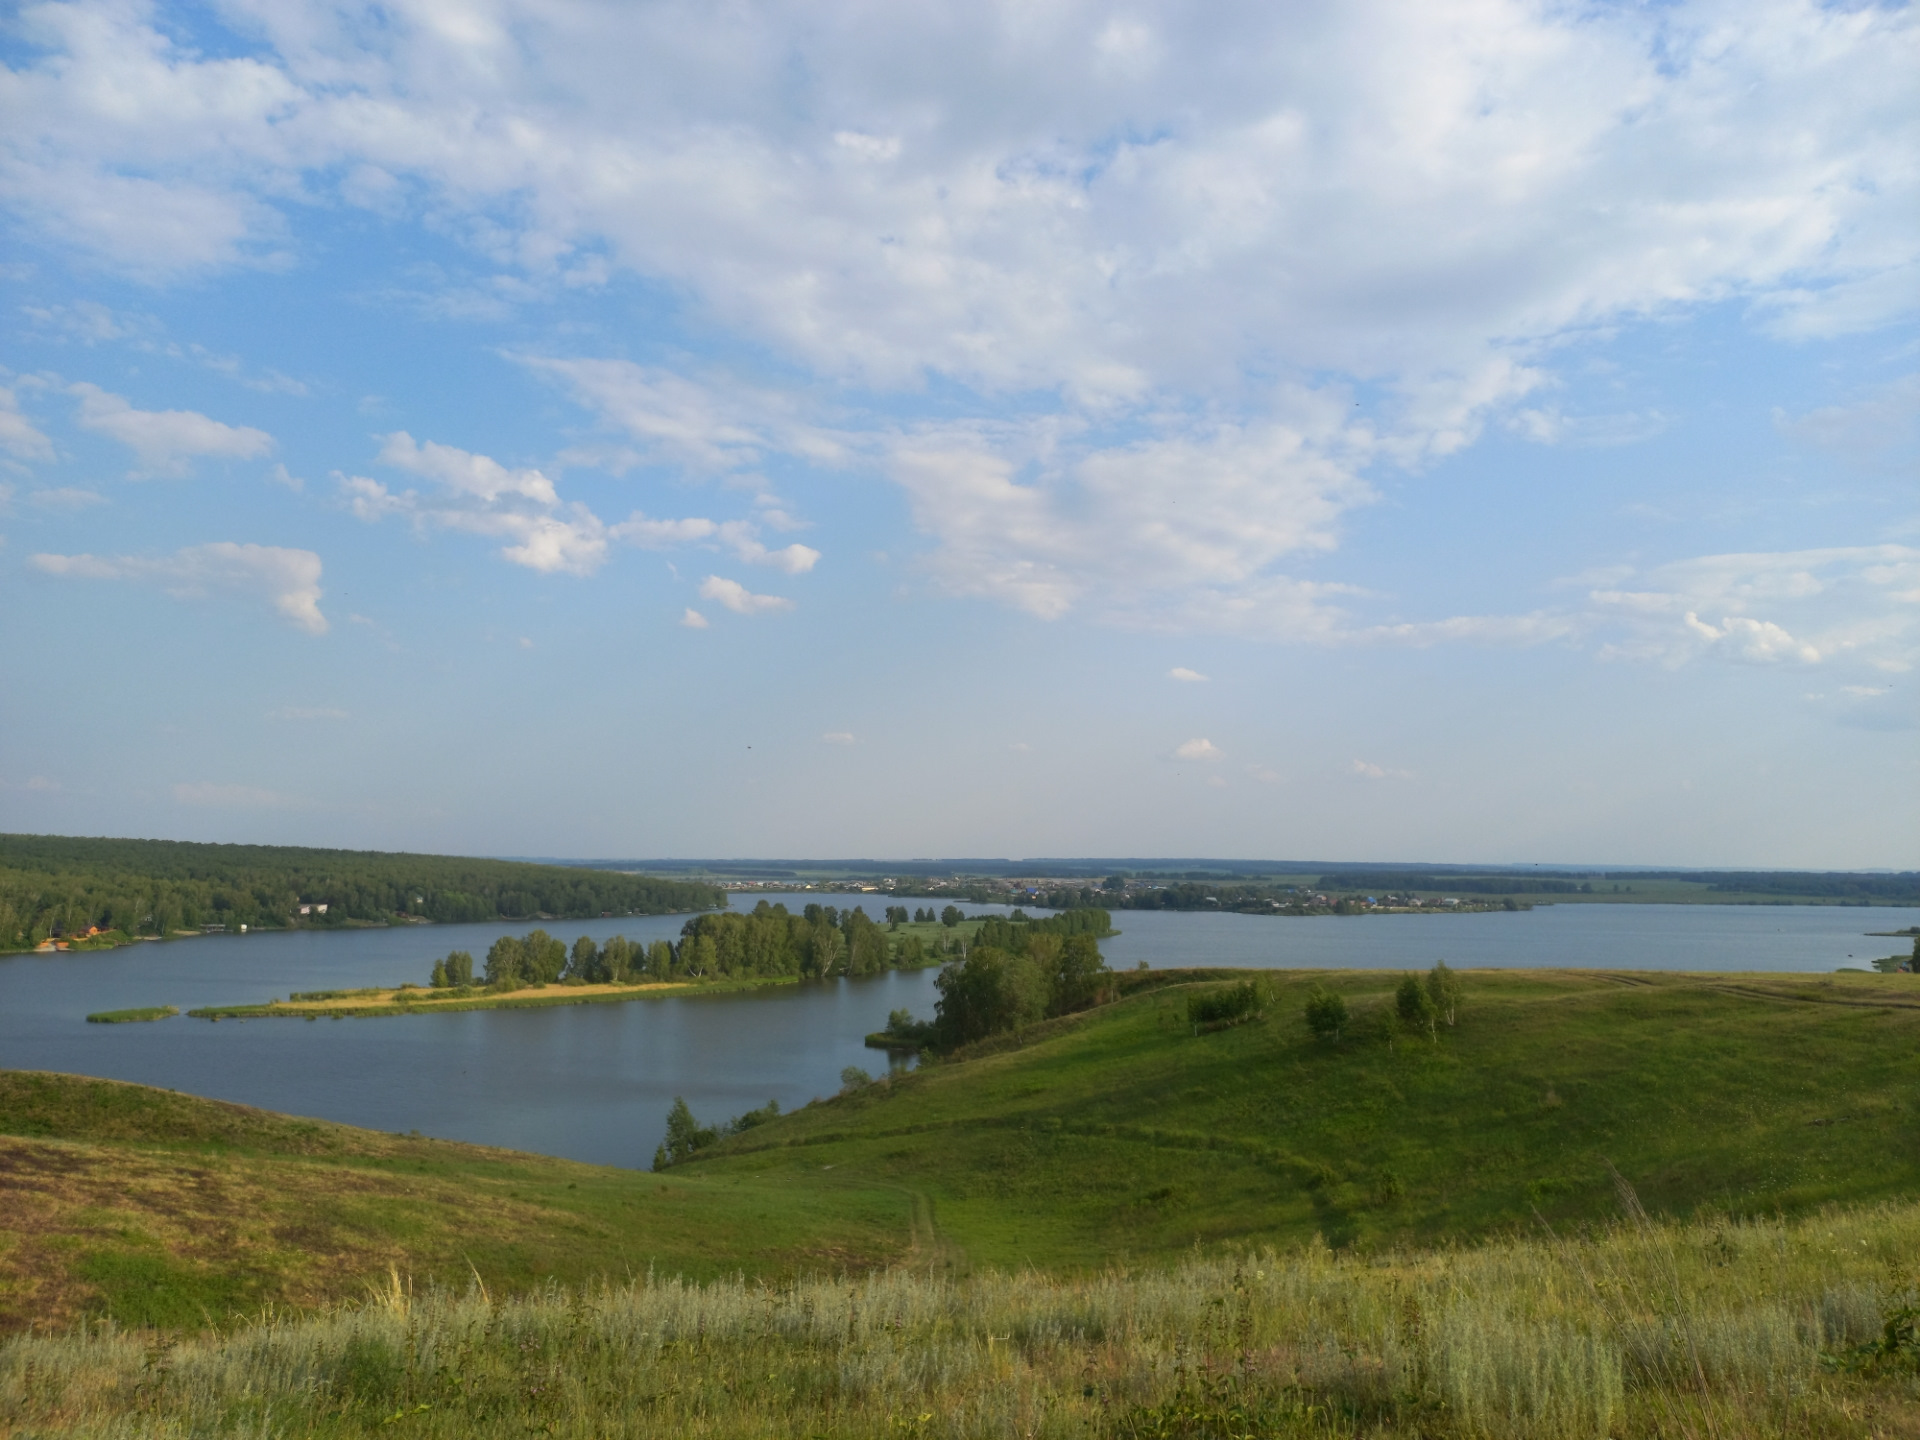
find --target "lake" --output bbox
[2,895,1914,1167]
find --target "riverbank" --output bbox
[187,973,804,1019]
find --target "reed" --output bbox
[6,1198,1917,1438]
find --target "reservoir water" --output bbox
[3,896,1914,1168]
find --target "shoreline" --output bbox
[187,973,803,1020]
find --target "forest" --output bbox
[0,833,724,952]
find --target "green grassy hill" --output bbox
[0,1072,911,1331]
[688,967,1920,1267]
[8,966,1920,1335]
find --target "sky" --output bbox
[1,0,1916,868]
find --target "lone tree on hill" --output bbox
[1304,984,1348,1042]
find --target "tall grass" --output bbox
[5,1200,1917,1438]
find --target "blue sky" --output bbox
[1,0,1915,866]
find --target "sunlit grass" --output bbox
[5,1198,1918,1438]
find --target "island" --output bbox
[185,904,1116,1020]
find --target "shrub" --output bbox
[1304,985,1348,1041]
[1187,980,1265,1029]
[1398,974,1437,1037]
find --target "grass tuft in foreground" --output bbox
[5,1199,1920,1438]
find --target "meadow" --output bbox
[4,1199,1918,1437]
[7,965,1920,1435]
[0,1071,911,1333]
[696,966,1920,1264]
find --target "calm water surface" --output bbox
[2,895,1913,1167]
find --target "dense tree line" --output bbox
[1604,870,1920,903]
[440,900,1128,992]
[0,833,723,952]
[1313,872,1587,895]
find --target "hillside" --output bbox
[688,967,1920,1266]
[0,1071,909,1331]
[8,966,1920,1334]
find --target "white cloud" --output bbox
[0,387,53,461]
[614,513,718,548]
[1776,374,1920,460]
[31,541,327,633]
[69,382,272,476]
[347,432,606,575]
[172,782,296,808]
[679,607,709,629]
[821,731,856,745]
[719,521,822,574]
[699,575,793,615]
[1173,738,1224,761]
[1247,764,1282,783]
[1169,667,1209,682]
[26,487,106,509]
[1588,545,1920,672]
[5,0,1913,637]
[1351,759,1412,780]
[892,416,1373,627]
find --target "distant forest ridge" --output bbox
[0,834,724,952]
[539,856,1919,900]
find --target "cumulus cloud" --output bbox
[679,607,709,629]
[5,0,1914,634]
[1172,738,1224,761]
[1169,667,1209,682]
[69,382,272,476]
[719,521,821,575]
[31,541,328,633]
[892,416,1374,626]
[345,432,606,574]
[1351,759,1413,780]
[347,433,815,579]
[0,387,53,461]
[1587,545,1920,671]
[821,731,856,745]
[699,575,793,615]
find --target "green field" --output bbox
[688,966,1920,1266]
[0,1071,912,1332]
[8,967,1920,1435]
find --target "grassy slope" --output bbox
[689,967,1920,1269]
[11,966,1920,1332]
[0,1072,911,1332]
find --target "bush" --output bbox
[1187,980,1265,1029]
[1397,974,1437,1036]
[1304,985,1348,1042]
